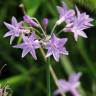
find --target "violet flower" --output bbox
[46,34,68,62]
[23,15,39,27]
[56,2,75,25]
[42,18,49,29]
[13,32,40,60]
[54,72,82,96]
[64,7,93,41]
[4,16,30,44]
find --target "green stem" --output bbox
[49,65,65,96]
[47,58,51,96]
[31,18,46,37]
[39,48,65,96]
[51,23,57,36]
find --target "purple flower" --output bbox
[42,18,49,29]
[54,72,82,96]
[56,2,75,25]
[46,34,68,62]
[64,7,93,41]
[13,32,40,60]
[42,18,49,25]
[23,15,39,27]
[4,16,30,44]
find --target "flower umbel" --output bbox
[46,34,68,62]
[54,72,82,96]
[13,32,40,59]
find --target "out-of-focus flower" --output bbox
[42,18,49,29]
[23,15,39,27]
[4,16,30,44]
[54,72,82,96]
[13,32,40,60]
[0,88,3,96]
[46,34,68,62]
[64,7,93,41]
[56,2,75,25]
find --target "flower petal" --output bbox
[30,48,37,60]
[69,72,82,84]
[11,16,17,26]
[22,47,31,58]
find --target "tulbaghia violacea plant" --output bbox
[3,1,93,96]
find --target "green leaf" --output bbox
[22,0,42,16]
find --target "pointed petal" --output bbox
[10,35,15,44]
[3,31,13,37]
[53,50,60,62]
[46,48,52,58]
[71,89,80,96]
[62,1,68,12]
[74,33,78,41]
[57,6,64,18]
[78,30,87,38]
[22,48,31,58]
[59,47,69,55]
[54,80,70,95]
[69,72,82,84]
[4,22,14,30]
[58,38,68,46]
[75,6,80,16]
[30,48,37,60]
[13,43,26,49]
[11,16,17,26]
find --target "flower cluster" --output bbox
[4,2,93,62]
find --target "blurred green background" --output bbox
[0,0,96,96]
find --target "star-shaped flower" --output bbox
[56,2,75,25]
[54,72,82,96]
[64,7,93,41]
[46,34,68,62]
[4,16,30,44]
[13,32,40,60]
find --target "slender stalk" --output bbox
[51,23,57,36]
[56,28,64,36]
[31,18,46,37]
[47,58,51,96]
[39,48,65,96]
[50,65,65,96]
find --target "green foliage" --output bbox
[73,0,96,13]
